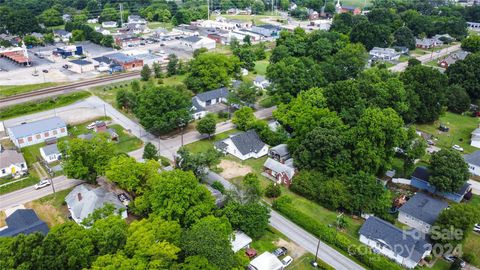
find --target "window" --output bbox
[60,128,66,133]
[20,163,25,168]
[36,134,41,139]
[53,130,58,135]
[28,136,32,142]
[1,169,5,174]
[44,132,49,137]
[18,138,24,144]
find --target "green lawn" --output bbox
[254,60,269,75]
[419,259,451,270]
[0,83,60,98]
[147,22,173,30]
[415,112,480,154]
[0,91,91,120]
[110,124,144,153]
[217,14,281,25]
[184,129,239,154]
[0,175,40,195]
[250,227,282,253]
[288,254,334,270]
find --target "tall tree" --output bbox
[141,64,152,81]
[242,173,262,203]
[221,201,270,239]
[446,53,480,100]
[232,106,256,131]
[181,216,235,269]
[323,43,367,83]
[152,62,163,79]
[350,21,392,50]
[393,26,416,50]
[175,147,222,178]
[432,204,480,246]
[143,142,159,161]
[167,54,179,76]
[429,149,469,193]
[196,114,216,138]
[106,156,159,195]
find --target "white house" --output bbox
[68,59,95,74]
[128,15,147,25]
[65,185,127,225]
[215,130,268,160]
[102,21,117,28]
[359,216,431,269]
[40,144,62,163]
[53,29,72,42]
[181,36,216,51]
[254,75,270,89]
[249,252,284,270]
[464,150,480,176]
[471,127,480,148]
[7,117,68,148]
[0,149,27,178]
[397,193,448,234]
[195,87,229,107]
[369,47,401,61]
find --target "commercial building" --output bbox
[68,59,95,73]
[181,36,216,51]
[7,117,68,148]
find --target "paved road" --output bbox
[270,211,365,270]
[389,44,461,72]
[0,176,83,210]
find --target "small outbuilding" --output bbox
[249,252,284,270]
[40,144,62,163]
[231,231,253,253]
[68,59,95,73]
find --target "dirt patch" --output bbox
[0,211,5,227]
[275,238,306,259]
[218,159,253,179]
[25,202,66,228]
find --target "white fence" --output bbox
[392,178,412,185]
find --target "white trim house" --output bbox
[397,193,448,234]
[215,130,268,160]
[464,150,480,176]
[40,144,62,163]
[7,117,68,148]
[359,216,431,269]
[0,149,27,178]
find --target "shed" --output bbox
[249,252,284,270]
[231,231,253,253]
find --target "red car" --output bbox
[245,248,257,259]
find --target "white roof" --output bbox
[231,231,252,253]
[249,252,284,270]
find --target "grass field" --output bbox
[0,82,60,98]
[0,175,40,195]
[0,91,91,120]
[147,21,173,30]
[184,129,239,154]
[415,112,480,154]
[289,254,334,270]
[25,188,72,227]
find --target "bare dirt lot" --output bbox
[275,238,307,259]
[218,159,253,179]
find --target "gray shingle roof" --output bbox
[196,87,229,102]
[69,59,92,66]
[183,36,203,43]
[230,130,265,155]
[0,209,49,237]
[399,193,448,225]
[65,185,126,222]
[41,144,59,156]
[269,144,289,158]
[359,216,430,263]
[191,97,205,112]
[8,117,66,139]
[0,150,25,168]
[264,157,295,179]
[464,151,480,166]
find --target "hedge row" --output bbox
[272,196,403,270]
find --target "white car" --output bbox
[34,179,51,190]
[452,145,464,152]
[281,256,293,267]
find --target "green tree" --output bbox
[252,0,265,14]
[350,21,392,50]
[185,53,241,93]
[432,204,480,246]
[323,79,365,126]
[429,149,469,193]
[39,8,63,26]
[196,114,216,138]
[135,170,216,226]
[43,33,55,44]
[181,216,235,269]
[243,173,262,203]
[167,54,179,76]
[143,142,159,161]
[100,35,114,47]
[221,201,270,239]
[116,89,136,110]
[232,106,256,131]
[331,13,354,34]
[72,29,86,41]
[60,134,115,182]
[175,147,222,178]
[134,85,192,135]
[461,35,480,53]
[346,172,392,216]
[400,127,427,175]
[323,43,368,83]
[141,64,152,81]
[193,47,208,58]
[152,62,163,79]
[228,81,257,107]
[264,183,281,198]
[180,256,219,269]
[23,35,41,47]
[447,85,471,114]
[106,156,159,195]
[100,7,119,22]
[89,215,128,255]
[393,26,416,50]
[446,53,480,100]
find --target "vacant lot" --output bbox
[416,112,480,154]
[25,188,72,228]
[219,159,253,179]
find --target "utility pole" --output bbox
[103,104,107,117]
[272,0,274,14]
[120,3,124,27]
[207,0,210,20]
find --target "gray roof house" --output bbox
[268,144,290,163]
[65,185,127,225]
[40,144,62,163]
[0,149,27,177]
[215,130,268,160]
[438,50,469,68]
[253,75,270,89]
[7,116,68,148]
[369,47,401,60]
[398,193,448,234]
[464,150,480,176]
[359,216,431,269]
[0,209,49,237]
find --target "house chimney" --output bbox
[77,193,82,201]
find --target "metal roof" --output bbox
[359,216,430,263]
[8,116,66,139]
[398,193,448,225]
[69,59,92,66]
[183,36,203,43]
[41,144,59,156]
[412,166,430,182]
[0,209,49,237]
[104,52,136,63]
[269,144,289,158]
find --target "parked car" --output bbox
[281,256,293,267]
[439,124,449,132]
[42,69,49,73]
[452,145,464,152]
[443,255,466,267]
[34,179,51,190]
[245,248,257,259]
[427,140,435,145]
[272,247,287,257]
[474,223,480,233]
[117,193,131,206]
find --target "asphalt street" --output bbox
[0,176,83,210]
[389,44,461,72]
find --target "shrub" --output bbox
[264,183,281,198]
[462,253,476,264]
[211,181,225,194]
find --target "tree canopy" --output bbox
[429,149,469,193]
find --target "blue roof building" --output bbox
[0,209,49,237]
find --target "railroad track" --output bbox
[0,71,141,103]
